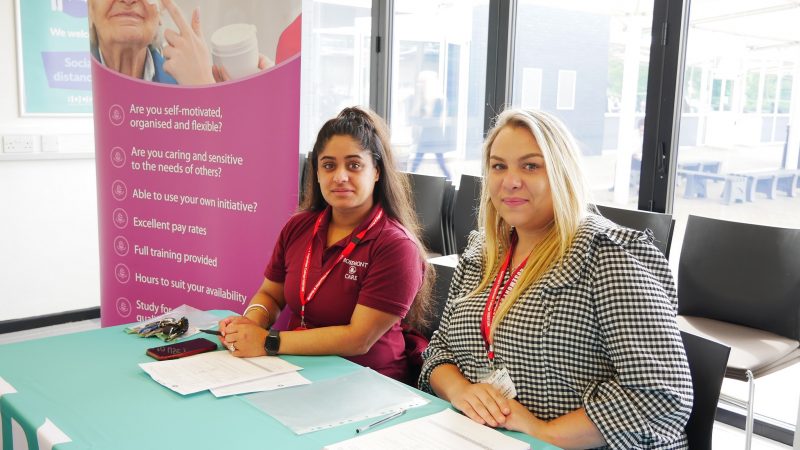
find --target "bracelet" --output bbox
[243,303,271,318]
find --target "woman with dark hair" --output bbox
[218,107,432,383]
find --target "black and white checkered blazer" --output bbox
[420,214,692,449]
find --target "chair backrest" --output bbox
[678,215,800,340]
[441,182,457,255]
[298,152,309,200]
[595,204,674,257]
[420,260,456,340]
[453,174,482,254]
[681,331,730,450]
[406,172,449,255]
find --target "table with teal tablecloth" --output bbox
[0,311,558,450]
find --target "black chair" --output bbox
[441,182,457,255]
[420,258,456,340]
[677,215,800,449]
[452,174,482,255]
[406,172,449,256]
[594,204,675,257]
[681,331,731,450]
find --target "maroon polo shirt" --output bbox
[264,205,424,381]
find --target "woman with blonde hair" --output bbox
[420,108,692,448]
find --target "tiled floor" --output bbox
[0,320,793,449]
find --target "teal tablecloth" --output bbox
[0,311,559,449]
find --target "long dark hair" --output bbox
[300,106,433,330]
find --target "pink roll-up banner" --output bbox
[90,0,302,326]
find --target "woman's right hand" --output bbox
[449,382,511,428]
[160,0,215,85]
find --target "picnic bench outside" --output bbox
[727,169,799,201]
[678,170,748,204]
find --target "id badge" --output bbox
[478,366,517,399]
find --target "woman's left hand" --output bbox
[222,320,269,357]
[501,398,541,436]
[161,0,214,85]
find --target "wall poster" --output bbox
[90,0,302,326]
[17,0,93,115]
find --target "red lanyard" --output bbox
[480,235,527,365]
[298,206,384,329]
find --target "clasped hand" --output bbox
[218,316,268,357]
[450,382,537,434]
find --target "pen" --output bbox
[199,328,222,336]
[355,409,406,434]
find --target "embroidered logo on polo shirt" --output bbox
[343,257,368,281]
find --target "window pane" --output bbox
[778,73,793,114]
[673,0,800,427]
[521,68,544,109]
[390,0,490,182]
[512,1,654,209]
[300,0,372,154]
[684,66,703,113]
[711,79,723,111]
[556,70,577,110]
[744,71,759,113]
[762,73,777,114]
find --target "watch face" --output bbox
[266,330,280,355]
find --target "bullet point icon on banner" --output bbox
[114,263,131,284]
[113,208,129,229]
[116,297,132,318]
[109,104,124,126]
[112,180,128,201]
[113,236,129,257]
[110,147,126,168]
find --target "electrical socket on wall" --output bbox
[3,135,41,153]
[41,135,60,152]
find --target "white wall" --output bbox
[0,0,100,322]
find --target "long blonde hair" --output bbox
[474,109,592,338]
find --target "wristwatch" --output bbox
[265,329,281,356]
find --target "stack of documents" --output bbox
[139,350,309,396]
[324,409,530,450]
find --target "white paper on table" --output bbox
[324,409,530,450]
[211,371,311,397]
[139,350,301,395]
[245,355,303,374]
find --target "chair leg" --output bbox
[745,370,755,450]
[793,393,800,449]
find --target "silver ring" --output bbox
[228,343,236,352]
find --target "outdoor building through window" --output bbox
[672,0,800,431]
[389,0,489,183]
[511,0,654,210]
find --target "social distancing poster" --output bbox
[90,0,302,325]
